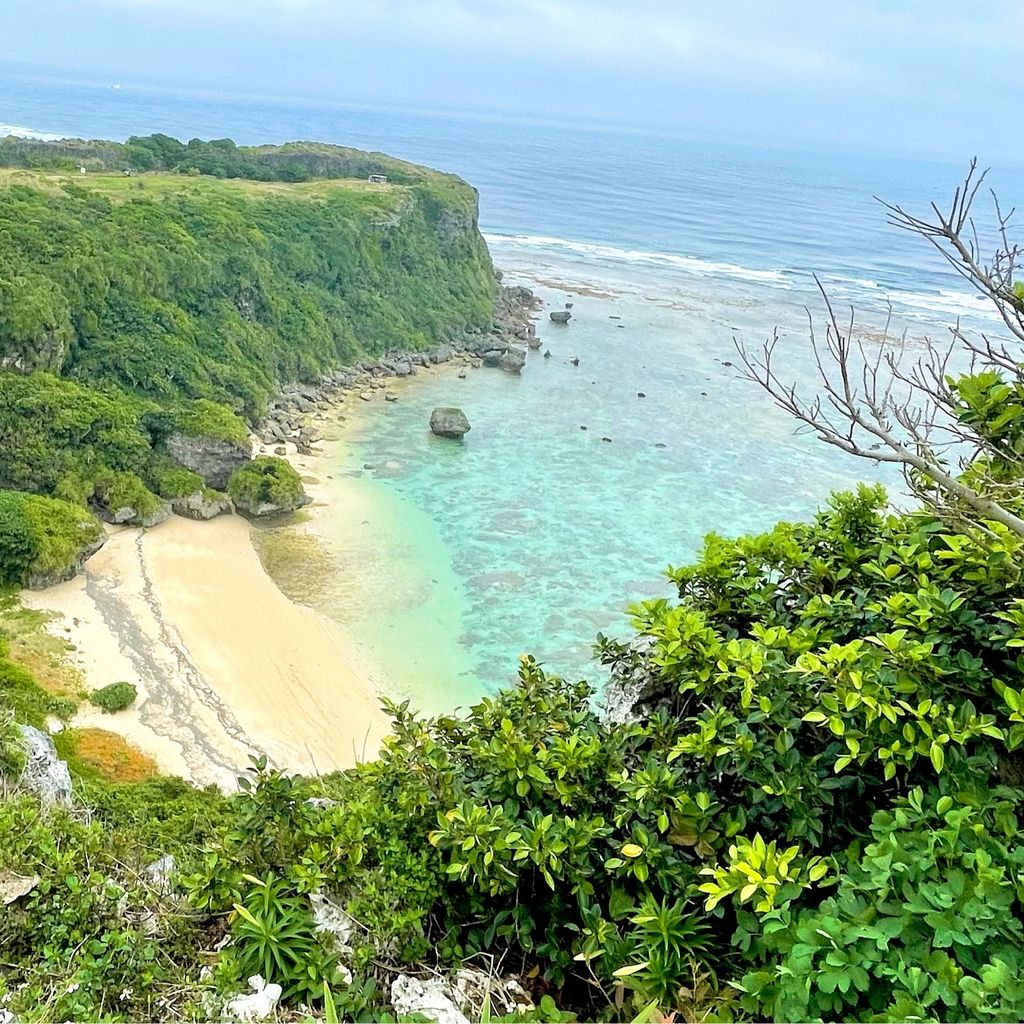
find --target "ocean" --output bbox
[4,65,1017,708]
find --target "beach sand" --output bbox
[22,514,389,790]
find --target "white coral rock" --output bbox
[224,975,283,1021]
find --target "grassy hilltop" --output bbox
[0,135,497,584]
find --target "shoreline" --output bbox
[22,516,390,790]
[20,286,542,788]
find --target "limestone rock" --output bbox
[224,976,283,1022]
[391,975,469,1024]
[601,635,665,724]
[0,871,39,905]
[310,891,358,952]
[25,520,106,590]
[144,854,177,896]
[430,407,471,439]
[166,433,251,491]
[171,491,233,521]
[499,347,526,373]
[549,309,572,324]
[235,493,311,518]
[99,499,172,528]
[17,725,72,806]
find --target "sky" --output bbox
[2,0,1023,161]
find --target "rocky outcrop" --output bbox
[96,499,171,529]
[430,407,471,438]
[550,309,572,324]
[17,725,72,806]
[232,491,310,518]
[25,518,106,590]
[499,346,527,373]
[435,205,476,246]
[170,490,233,520]
[166,433,251,491]
[391,976,469,1024]
[600,635,676,724]
[249,280,534,450]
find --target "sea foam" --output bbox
[484,233,790,285]
[0,123,66,141]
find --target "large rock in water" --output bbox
[549,309,572,324]
[17,726,72,806]
[166,433,251,490]
[430,407,471,439]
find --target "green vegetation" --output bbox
[227,456,307,515]
[89,681,138,714]
[0,489,104,587]
[2,153,1023,1021]
[0,134,497,580]
[0,147,493,409]
[2,485,1023,1021]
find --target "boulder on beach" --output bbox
[549,310,572,324]
[166,432,251,491]
[430,407,471,439]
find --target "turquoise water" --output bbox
[315,269,902,708]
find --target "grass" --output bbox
[0,167,401,203]
[0,592,83,701]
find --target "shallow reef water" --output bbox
[274,269,906,713]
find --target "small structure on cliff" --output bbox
[367,173,388,184]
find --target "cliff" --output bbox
[0,137,499,583]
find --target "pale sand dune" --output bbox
[22,515,389,790]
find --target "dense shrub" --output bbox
[227,457,306,514]
[739,785,1024,1022]
[2,487,1023,1020]
[91,470,165,523]
[0,147,496,545]
[0,162,495,420]
[88,681,138,713]
[146,455,206,499]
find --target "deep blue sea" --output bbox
[4,65,1019,706]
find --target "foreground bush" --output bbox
[1,487,1023,1021]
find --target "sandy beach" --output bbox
[22,513,390,790]
[19,359,473,789]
